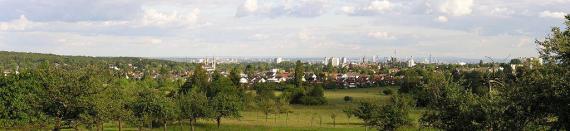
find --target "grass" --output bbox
[65,86,431,131]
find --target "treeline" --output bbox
[344,16,570,131]
[0,59,327,130]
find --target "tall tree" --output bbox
[537,15,570,65]
[229,67,242,86]
[181,64,209,94]
[294,60,305,87]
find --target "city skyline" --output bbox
[0,0,569,58]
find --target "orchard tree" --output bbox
[177,89,211,131]
[211,93,242,127]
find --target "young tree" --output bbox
[211,93,243,127]
[177,89,211,131]
[330,113,337,127]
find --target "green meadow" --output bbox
[78,87,431,131]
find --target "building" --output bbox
[274,57,283,64]
[330,57,340,67]
[407,58,416,67]
[341,57,348,65]
[203,57,217,72]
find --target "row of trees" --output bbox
[0,59,330,130]
[344,15,570,131]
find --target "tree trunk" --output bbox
[118,119,122,131]
[179,119,183,131]
[138,126,142,131]
[53,117,61,131]
[216,117,221,128]
[163,121,167,131]
[285,113,289,127]
[333,119,336,128]
[190,118,195,131]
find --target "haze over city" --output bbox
[0,0,568,58]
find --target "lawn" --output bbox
[69,86,430,131]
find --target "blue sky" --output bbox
[0,0,568,58]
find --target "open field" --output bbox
[65,87,430,131]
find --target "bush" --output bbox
[383,89,394,95]
[344,96,353,103]
[286,86,327,105]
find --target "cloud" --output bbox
[341,0,394,15]
[236,0,326,18]
[490,7,515,16]
[0,0,142,22]
[0,15,39,31]
[539,11,567,19]
[236,0,259,15]
[435,16,448,22]
[367,31,396,40]
[366,0,393,12]
[141,8,201,28]
[427,0,474,16]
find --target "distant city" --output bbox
[156,56,512,65]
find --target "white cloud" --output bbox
[142,8,201,27]
[366,0,393,12]
[249,33,269,40]
[435,16,448,22]
[236,0,326,18]
[367,31,396,39]
[490,7,515,16]
[539,11,567,19]
[341,6,356,14]
[298,30,314,41]
[237,0,258,16]
[0,15,41,31]
[428,0,474,16]
[341,0,395,15]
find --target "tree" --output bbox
[346,95,413,131]
[0,69,46,129]
[177,89,211,131]
[130,89,176,130]
[211,93,242,127]
[274,97,292,126]
[509,59,522,65]
[537,15,570,65]
[36,64,107,131]
[229,67,242,86]
[181,64,208,93]
[330,113,337,127]
[294,60,305,87]
[257,96,275,123]
[89,78,134,131]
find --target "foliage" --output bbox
[346,95,414,131]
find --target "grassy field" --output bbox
[69,87,430,131]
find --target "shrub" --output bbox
[383,89,394,95]
[344,96,353,103]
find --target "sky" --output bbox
[0,0,568,58]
